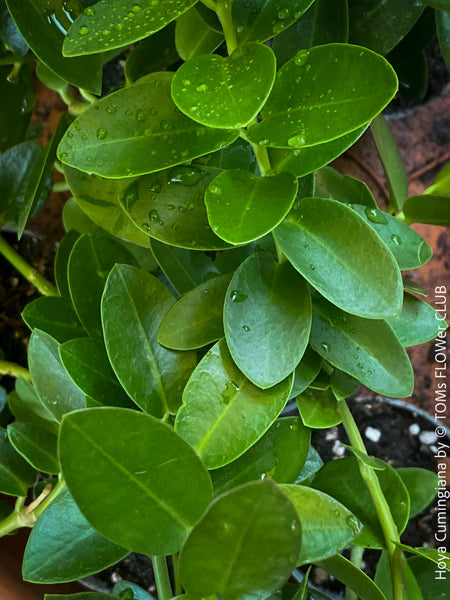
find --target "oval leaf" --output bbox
[0,427,36,496]
[59,407,213,555]
[387,293,443,347]
[22,296,86,344]
[7,422,59,474]
[296,388,342,429]
[403,194,450,227]
[175,7,223,61]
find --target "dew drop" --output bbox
[148,182,161,193]
[346,515,360,534]
[277,8,289,19]
[102,29,111,36]
[357,362,364,369]
[391,234,402,245]
[364,206,388,224]
[141,223,151,232]
[168,165,206,186]
[294,52,309,66]
[258,139,269,146]
[84,6,95,16]
[106,104,117,114]
[309,264,315,270]
[288,134,306,146]
[148,209,164,225]
[132,4,142,13]
[230,290,248,303]
[209,184,222,195]
[67,132,73,138]
[135,109,146,122]
[166,204,175,210]
[60,152,68,161]
[196,83,208,92]
[321,342,329,352]
[333,509,340,517]
[96,127,107,140]
[178,205,186,213]
[79,25,89,35]
[242,325,250,332]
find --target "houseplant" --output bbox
[0,1,449,599]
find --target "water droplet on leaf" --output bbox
[230,290,248,303]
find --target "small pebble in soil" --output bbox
[364,426,381,443]
[332,440,345,457]
[419,430,438,445]
[409,423,421,435]
[325,427,339,441]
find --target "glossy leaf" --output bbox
[13,379,56,431]
[310,296,414,398]
[150,239,220,295]
[45,595,117,600]
[403,278,428,297]
[408,556,447,600]
[195,137,258,172]
[290,348,323,398]
[179,480,301,600]
[212,417,310,495]
[316,167,377,208]
[102,264,196,416]
[313,456,410,548]
[60,408,213,555]
[375,550,424,600]
[54,230,80,298]
[121,165,231,250]
[297,388,342,428]
[7,422,59,474]
[22,297,86,344]
[125,23,179,83]
[113,581,155,600]
[349,204,432,270]
[295,445,324,484]
[274,197,403,319]
[159,273,232,350]
[64,166,149,247]
[387,294,442,347]
[437,9,450,70]
[63,0,198,56]
[205,170,298,244]
[172,43,276,129]
[0,427,36,495]
[233,0,315,44]
[330,369,360,401]
[0,64,34,152]
[317,554,388,600]
[58,73,238,178]
[175,7,223,61]
[248,44,397,149]
[175,340,293,469]
[68,233,138,338]
[281,484,362,564]
[0,0,28,55]
[5,0,102,93]
[63,197,99,235]
[28,330,86,422]
[397,467,439,519]
[426,162,450,196]
[60,338,134,409]
[403,195,450,227]
[224,253,311,388]
[400,545,450,570]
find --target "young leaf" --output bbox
[248,44,397,149]
[280,484,362,564]
[195,137,258,172]
[175,7,223,61]
[0,427,36,496]
[60,408,213,555]
[387,293,443,347]
[224,253,312,388]
[121,166,231,250]
[28,330,86,422]
[399,545,450,571]
[295,445,324,484]
[13,379,56,431]
[316,167,377,208]
[58,73,238,178]
[290,347,323,398]
[22,297,86,344]
[403,195,450,227]
[7,422,59,474]
[175,339,293,469]
[159,273,233,350]
[54,230,80,298]
[317,554,387,600]
[63,0,198,56]
[0,64,35,152]
[330,369,360,401]
[396,467,439,519]
[274,197,403,319]
[125,22,179,83]
[102,264,197,417]
[172,43,276,129]
[205,170,298,244]
[310,296,414,398]
[113,581,155,600]
[179,480,301,600]
[297,388,342,428]
[211,417,311,495]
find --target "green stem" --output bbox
[0,52,33,66]
[0,234,58,296]
[215,1,238,54]
[152,555,173,600]
[172,553,182,596]
[339,401,406,600]
[0,360,31,381]
[59,87,89,116]
[7,62,21,83]
[345,546,364,600]
[52,180,70,193]
[78,88,98,104]
[201,0,217,10]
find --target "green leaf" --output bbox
[63,197,99,235]
[408,556,446,600]
[125,22,179,83]
[387,293,443,347]
[0,64,35,152]
[349,204,432,270]
[60,338,135,409]
[269,126,367,179]
[159,273,232,350]
[195,137,258,172]
[35,61,68,94]
[102,264,196,416]
[224,253,311,388]
[150,239,220,295]
[394,51,428,104]
[330,368,360,401]
[295,445,323,484]
[179,480,301,600]
[68,233,138,338]
[175,7,223,61]
[297,388,342,428]
[64,166,149,247]
[205,170,298,244]
[172,43,276,129]
[28,330,86,422]
[121,166,231,250]
[60,407,213,555]
[58,73,238,178]
[348,0,425,56]
[0,427,35,495]
[317,554,388,600]
[7,422,59,474]
[280,484,362,564]
[397,467,439,519]
[375,551,423,600]
[233,0,315,44]
[316,166,377,208]
[211,417,311,495]
[425,0,450,8]
[22,297,86,344]
[310,296,414,398]
[274,197,403,319]
[403,195,450,226]
[175,339,293,469]
[5,0,102,94]
[13,378,56,431]
[313,456,409,548]
[290,347,323,398]
[45,595,118,600]
[437,9,450,71]
[113,581,155,600]
[426,162,450,196]
[400,545,450,571]
[0,0,28,55]
[63,0,198,56]
[403,278,428,297]
[23,486,128,583]
[248,44,397,149]
[54,230,80,298]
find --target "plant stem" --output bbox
[52,180,70,193]
[345,546,364,600]
[215,1,238,54]
[152,555,173,600]
[59,87,89,116]
[78,88,98,104]
[201,0,217,10]
[172,553,182,596]
[0,360,31,381]
[0,234,59,297]
[338,400,406,600]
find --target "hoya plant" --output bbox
[0,1,449,600]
